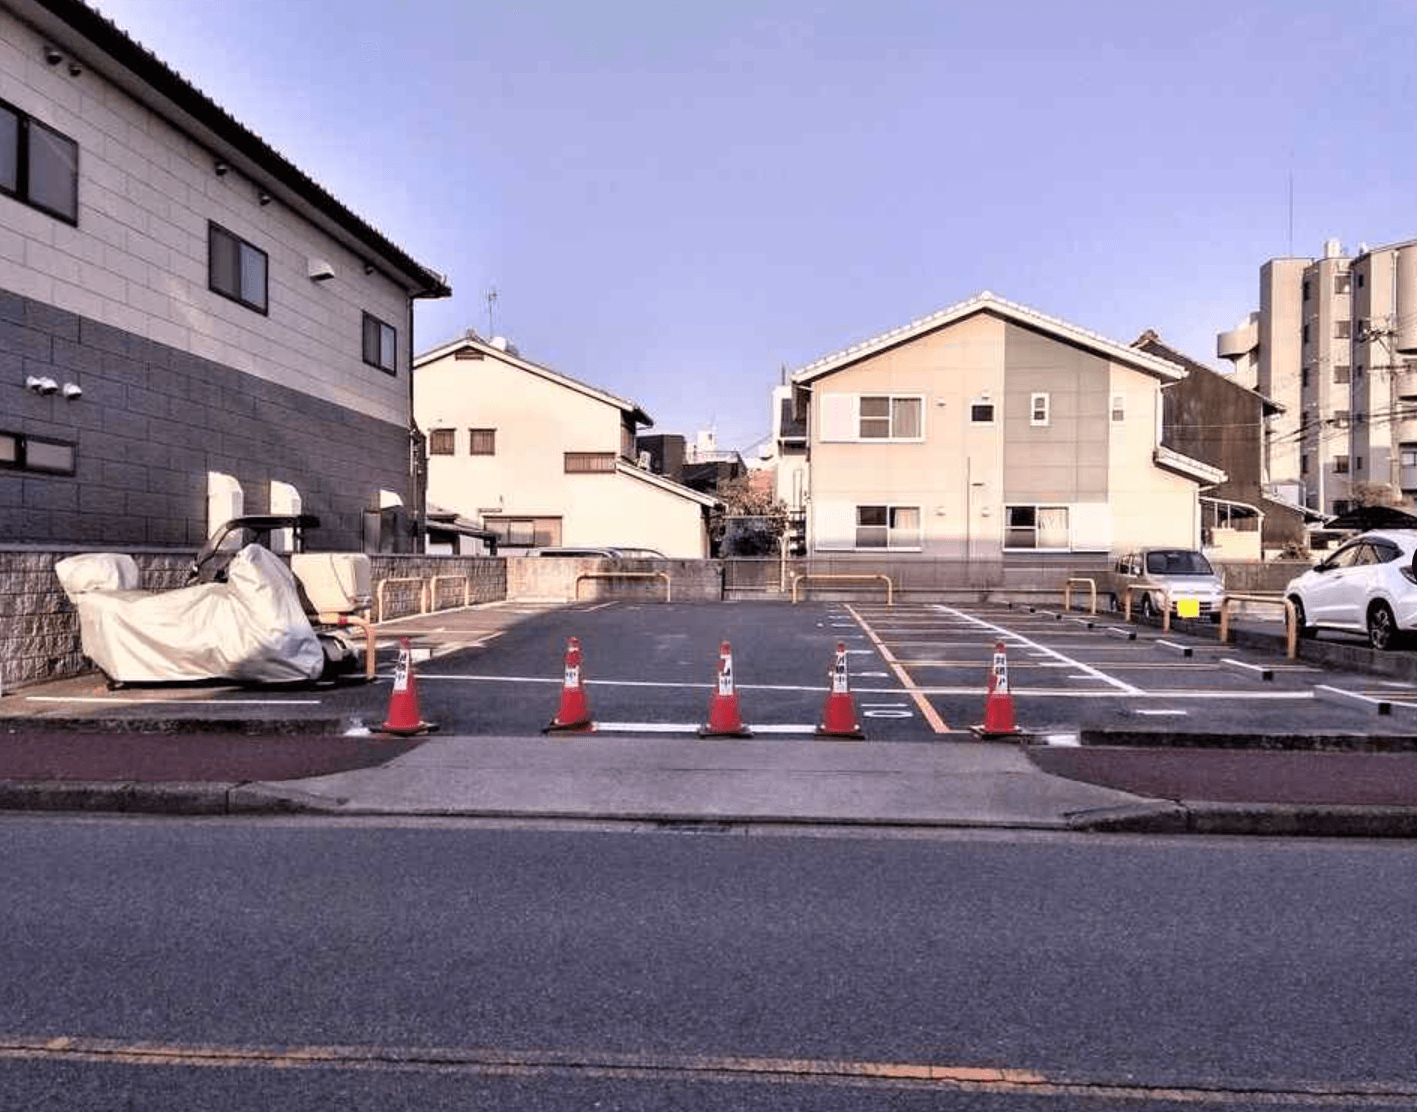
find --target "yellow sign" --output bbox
[1177,597,1201,619]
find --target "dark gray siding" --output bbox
[1,286,407,550]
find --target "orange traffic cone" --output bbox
[699,640,752,738]
[379,637,438,736]
[544,636,596,733]
[971,640,1021,738]
[816,641,865,740]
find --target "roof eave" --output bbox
[15,0,450,298]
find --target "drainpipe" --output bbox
[407,295,427,554]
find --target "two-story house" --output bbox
[1133,330,1312,559]
[792,292,1223,561]
[1,0,449,552]
[413,331,716,557]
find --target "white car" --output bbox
[1284,529,1417,650]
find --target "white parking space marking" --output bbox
[933,605,1143,695]
[595,722,820,734]
[1136,709,1190,716]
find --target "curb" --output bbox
[0,779,344,815]
[0,716,355,736]
[1066,799,1417,837]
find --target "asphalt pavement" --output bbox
[6,599,1417,835]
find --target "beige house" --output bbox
[413,332,716,556]
[791,292,1222,560]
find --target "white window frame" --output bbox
[1110,394,1126,422]
[853,503,922,551]
[818,394,925,442]
[1003,504,1071,552]
[1030,392,1050,427]
[969,397,995,425]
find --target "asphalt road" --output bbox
[4,817,1417,1110]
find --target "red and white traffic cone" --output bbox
[544,636,596,733]
[699,640,752,738]
[816,641,865,740]
[971,640,1021,738]
[379,637,438,736]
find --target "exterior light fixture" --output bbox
[67,61,82,76]
[43,45,62,65]
[213,159,229,176]
[257,190,272,205]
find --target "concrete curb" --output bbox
[1066,798,1417,837]
[0,779,343,815]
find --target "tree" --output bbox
[1351,481,1402,507]
[710,474,789,557]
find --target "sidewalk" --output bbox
[5,725,1417,836]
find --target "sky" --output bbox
[93,0,1417,456]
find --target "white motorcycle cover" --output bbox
[55,545,325,684]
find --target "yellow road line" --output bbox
[845,603,950,733]
[1,1035,1412,1105]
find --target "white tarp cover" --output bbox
[55,545,325,684]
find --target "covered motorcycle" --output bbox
[55,544,326,684]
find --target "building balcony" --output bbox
[1216,315,1259,360]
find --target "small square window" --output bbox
[1335,320,1351,340]
[469,428,496,455]
[970,400,995,424]
[1334,365,1351,384]
[209,222,268,313]
[362,312,397,373]
[1334,457,1350,474]
[1335,273,1351,295]
[0,99,78,224]
[1030,393,1050,426]
[1111,395,1126,422]
[429,428,455,455]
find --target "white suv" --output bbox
[1283,529,1417,650]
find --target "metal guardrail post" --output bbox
[790,573,894,605]
[1064,577,1097,615]
[429,574,470,609]
[573,571,672,603]
[375,577,429,623]
[317,611,377,681]
[1219,593,1297,660]
[1123,585,1171,633]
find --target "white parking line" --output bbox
[933,605,1143,695]
[595,722,819,734]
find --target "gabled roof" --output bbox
[415,330,653,426]
[12,0,449,297]
[616,460,719,508]
[1133,330,1284,415]
[791,291,1186,385]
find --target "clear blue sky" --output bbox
[96,0,1417,454]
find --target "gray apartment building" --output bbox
[1218,237,1417,517]
[2,0,449,552]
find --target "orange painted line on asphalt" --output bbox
[3,1035,1412,1104]
[844,604,950,733]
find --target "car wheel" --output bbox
[1108,593,1121,613]
[1139,593,1157,619]
[1289,596,1316,639]
[1367,601,1400,651]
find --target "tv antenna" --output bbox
[486,286,498,336]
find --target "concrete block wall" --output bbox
[506,557,723,603]
[0,549,506,691]
[0,546,190,691]
[370,555,506,622]
[2,286,409,549]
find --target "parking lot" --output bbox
[14,598,1417,743]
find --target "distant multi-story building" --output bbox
[1218,237,1417,516]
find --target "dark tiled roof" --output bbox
[1133,330,1283,415]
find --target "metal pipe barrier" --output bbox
[375,577,429,622]
[1123,584,1172,633]
[1219,593,1297,660]
[317,611,377,681]
[429,574,470,609]
[574,571,672,603]
[791,573,894,605]
[1063,577,1097,615]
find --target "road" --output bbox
[4,816,1417,1109]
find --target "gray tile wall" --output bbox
[1,286,409,550]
